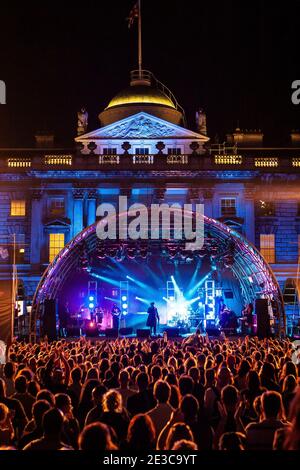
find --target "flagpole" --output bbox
[138,0,142,78]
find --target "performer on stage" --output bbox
[59,301,69,338]
[94,306,104,325]
[241,302,254,334]
[146,302,160,336]
[111,303,121,330]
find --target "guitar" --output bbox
[111,306,121,317]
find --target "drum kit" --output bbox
[70,306,106,331]
[168,305,204,329]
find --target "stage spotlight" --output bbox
[122,295,127,301]
[89,303,94,309]
[89,296,94,301]
[122,303,128,309]
[89,321,95,328]
[123,310,128,315]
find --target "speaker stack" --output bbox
[255,298,271,338]
[42,299,57,342]
[136,329,151,338]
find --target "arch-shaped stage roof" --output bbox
[30,215,285,340]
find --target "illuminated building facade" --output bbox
[0,69,300,334]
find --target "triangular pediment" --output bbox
[44,217,71,227]
[75,112,209,141]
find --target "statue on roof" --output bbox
[196,108,207,136]
[77,107,88,135]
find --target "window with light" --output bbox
[10,200,26,216]
[220,198,236,217]
[49,198,65,216]
[260,234,275,263]
[49,233,65,262]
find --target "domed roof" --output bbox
[106,84,176,109]
[99,70,185,127]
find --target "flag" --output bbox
[127,2,139,28]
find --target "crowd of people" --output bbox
[0,331,299,451]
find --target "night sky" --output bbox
[0,0,300,147]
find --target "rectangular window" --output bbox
[10,200,26,216]
[49,233,65,263]
[135,148,149,155]
[167,148,182,155]
[103,148,117,155]
[220,198,236,216]
[49,198,65,216]
[260,234,275,263]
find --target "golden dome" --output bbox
[106,85,176,109]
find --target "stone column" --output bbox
[203,188,213,218]
[188,187,200,211]
[30,189,43,270]
[154,187,166,203]
[87,189,97,227]
[72,187,84,237]
[244,186,256,244]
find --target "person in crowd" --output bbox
[0,378,27,440]
[2,363,15,397]
[245,391,290,450]
[19,400,51,449]
[99,390,129,442]
[12,376,35,420]
[147,380,173,437]
[23,408,72,450]
[281,375,297,418]
[67,367,82,411]
[172,439,198,451]
[78,422,118,451]
[84,384,107,426]
[77,379,100,428]
[234,360,251,391]
[55,393,80,449]
[219,432,246,450]
[214,385,245,447]
[0,403,14,446]
[259,363,280,392]
[127,372,155,416]
[116,370,135,408]
[126,414,156,451]
[164,422,195,450]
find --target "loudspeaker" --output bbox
[206,328,221,337]
[42,299,57,342]
[105,328,119,338]
[119,327,133,336]
[85,327,99,337]
[67,326,80,337]
[164,328,180,337]
[255,299,270,338]
[136,328,151,338]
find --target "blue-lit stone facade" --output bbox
[1,78,300,334]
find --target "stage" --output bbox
[30,216,286,341]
